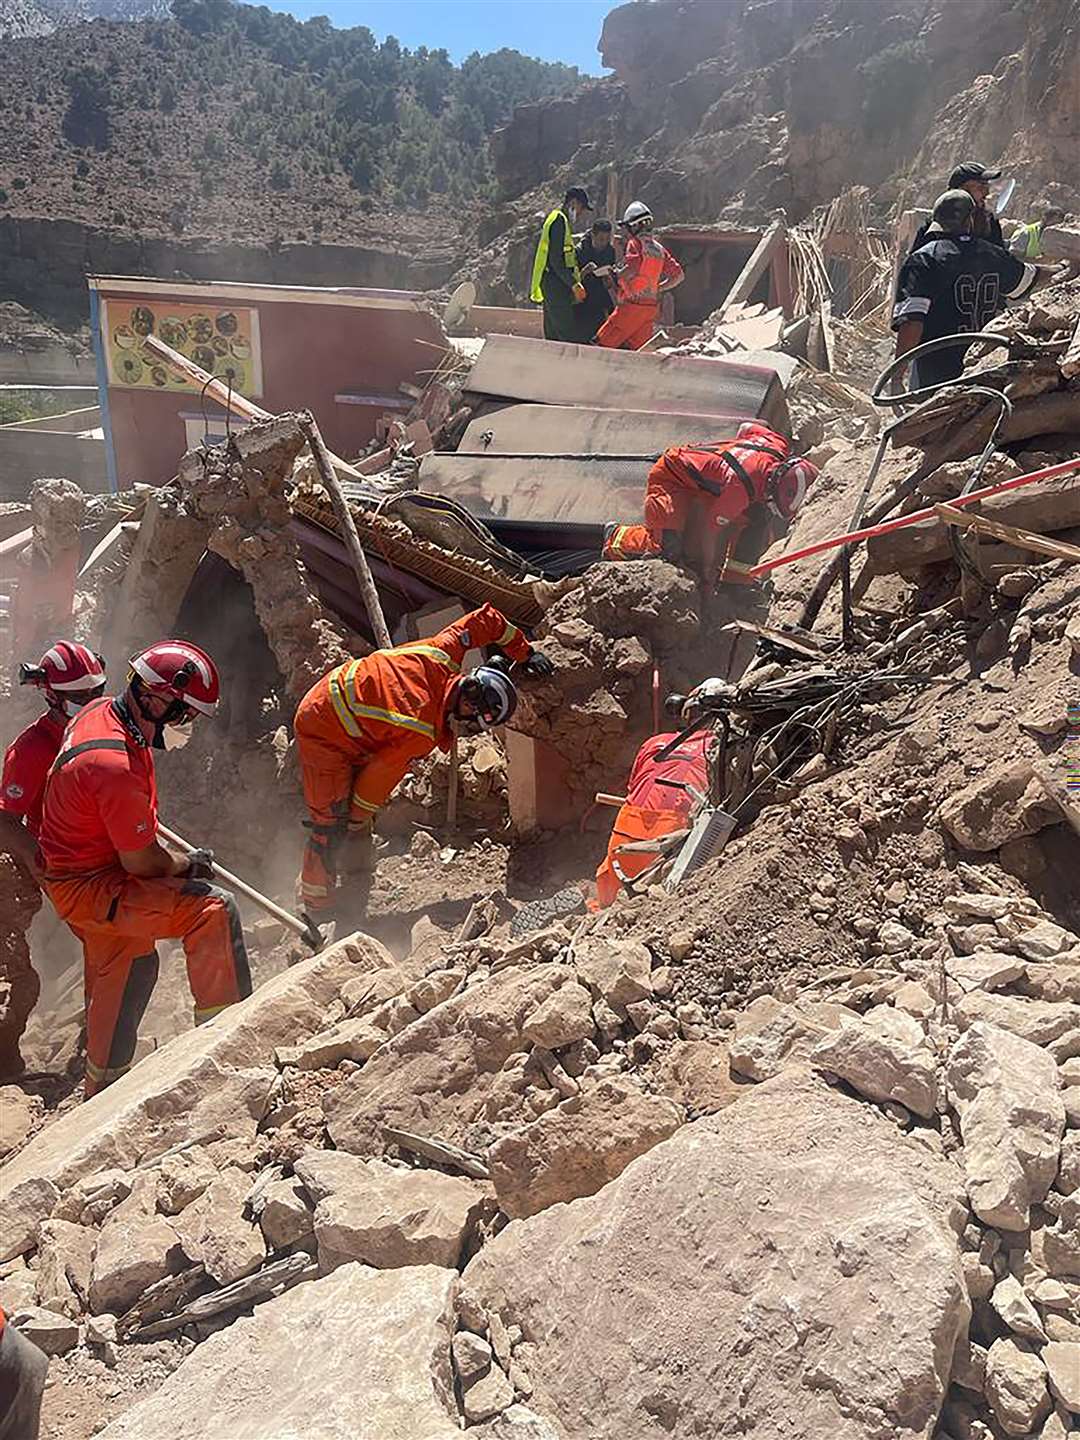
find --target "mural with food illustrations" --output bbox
[102,298,263,396]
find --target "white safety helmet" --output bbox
[621,200,654,233]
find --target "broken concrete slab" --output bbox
[0,934,391,1256]
[96,1263,461,1440]
[459,403,747,458]
[463,335,790,431]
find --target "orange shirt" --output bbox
[618,235,684,305]
[39,697,158,877]
[0,710,65,838]
[322,604,530,818]
[626,731,710,816]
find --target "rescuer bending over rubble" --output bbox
[293,604,554,918]
[602,421,818,583]
[592,726,710,909]
[38,641,252,1099]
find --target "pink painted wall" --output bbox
[98,284,446,487]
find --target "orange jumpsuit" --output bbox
[39,696,252,1098]
[294,605,531,911]
[602,424,794,579]
[593,730,710,908]
[596,235,684,350]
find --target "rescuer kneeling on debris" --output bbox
[595,202,684,351]
[592,727,710,909]
[38,641,252,1099]
[293,605,555,918]
[602,422,818,584]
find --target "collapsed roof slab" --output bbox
[419,452,646,526]
[459,404,748,456]
[462,335,791,433]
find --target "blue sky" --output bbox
[263,1,614,75]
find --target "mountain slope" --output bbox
[0,1,582,250]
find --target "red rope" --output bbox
[749,456,1080,578]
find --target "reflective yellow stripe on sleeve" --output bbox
[385,645,459,670]
[497,621,522,648]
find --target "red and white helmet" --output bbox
[129,640,220,715]
[769,457,818,522]
[19,642,106,714]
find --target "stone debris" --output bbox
[984,1337,1052,1436]
[173,1167,265,1286]
[946,1023,1065,1231]
[1042,1341,1080,1414]
[295,1151,488,1272]
[9,1304,79,1356]
[810,1004,937,1117]
[96,1263,461,1439]
[487,1076,683,1219]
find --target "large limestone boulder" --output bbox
[947,1022,1065,1230]
[325,965,576,1155]
[464,1072,969,1440]
[488,1077,683,1219]
[293,1151,488,1272]
[89,1185,185,1316]
[956,990,1080,1047]
[0,933,389,1255]
[97,1263,462,1439]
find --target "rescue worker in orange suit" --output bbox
[1,642,108,879]
[592,729,710,910]
[0,642,107,1074]
[596,201,685,351]
[38,640,252,1099]
[602,422,818,584]
[294,605,555,917]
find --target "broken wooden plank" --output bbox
[382,1126,490,1180]
[132,1254,318,1341]
[720,219,787,312]
[462,335,790,431]
[460,403,744,458]
[933,502,1080,563]
[418,452,647,525]
[117,1264,207,1339]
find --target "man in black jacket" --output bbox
[892,189,1062,389]
[575,218,617,342]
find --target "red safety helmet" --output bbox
[129,640,220,716]
[19,641,106,712]
[769,456,818,522]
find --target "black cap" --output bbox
[932,188,976,231]
[949,161,1003,186]
[564,186,593,210]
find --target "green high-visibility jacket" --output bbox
[1009,222,1043,259]
[530,208,582,304]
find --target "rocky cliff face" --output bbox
[490,0,1078,232]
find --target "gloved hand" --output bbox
[485,650,515,676]
[572,283,587,304]
[184,848,215,880]
[521,649,555,679]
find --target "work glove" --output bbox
[184,848,215,880]
[572,283,587,304]
[520,649,555,679]
[485,651,515,676]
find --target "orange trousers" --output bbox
[46,868,252,1098]
[293,676,361,912]
[595,302,658,350]
[592,803,684,909]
